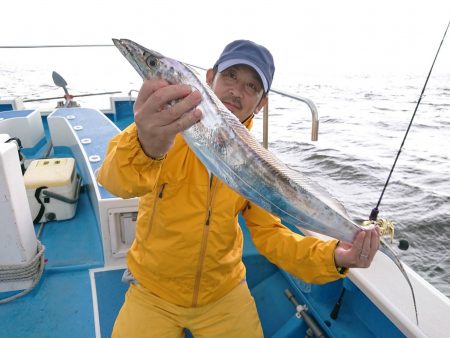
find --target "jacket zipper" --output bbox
[205,175,214,225]
[144,183,166,240]
[192,174,218,306]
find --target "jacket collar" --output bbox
[242,114,254,129]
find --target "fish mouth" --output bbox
[112,38,165,79]
[112,38,146,77]
[112,38,125,52]
[113,39,165,60]
[112,38,136,59]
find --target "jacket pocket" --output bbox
[144,183,166,240]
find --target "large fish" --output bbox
[112,38,417,323]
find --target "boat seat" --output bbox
[0,99,23,112]
[0,109,46,156]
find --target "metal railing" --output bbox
[262,87,319,149]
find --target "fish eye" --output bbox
[146,55,159,68]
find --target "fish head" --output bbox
[112,38,184,84]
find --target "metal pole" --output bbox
[263,100,269,149]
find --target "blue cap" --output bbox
[214,40,275,93]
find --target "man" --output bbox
[97,40,379,338]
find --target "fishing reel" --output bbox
[362,218,395,242]
[362,218,409,251]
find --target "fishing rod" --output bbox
[358,21,450,327]
[369,20,450,222]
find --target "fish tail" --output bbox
[379,238,419,325]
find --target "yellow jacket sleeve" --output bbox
[243,202,347,284]
[97,123,164,198]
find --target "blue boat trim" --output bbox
[0,103,15,112]
[21,136,48,157]
[0,109,35,119]
[89,267,127,338]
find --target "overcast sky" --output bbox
[1,0,450,79]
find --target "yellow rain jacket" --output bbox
[97,120,345,308]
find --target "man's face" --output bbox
[207,64,267,122]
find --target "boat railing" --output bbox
[262,88,319,149]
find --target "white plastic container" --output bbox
[24,158,80,222]
[0,137,38,291]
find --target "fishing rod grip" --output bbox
[330,302,341,320]
[369,207,379,221]
[330,288,346,320]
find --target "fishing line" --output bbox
[0,44,113,48]
[369,20,450,221]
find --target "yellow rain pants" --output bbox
[111,281,263,338]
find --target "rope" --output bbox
[0,241,46,304]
